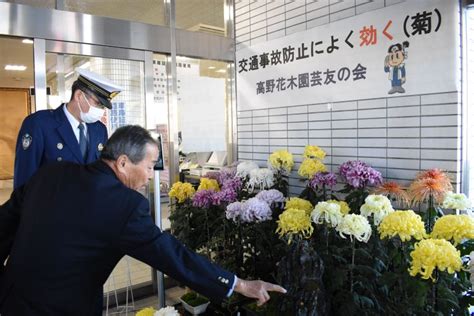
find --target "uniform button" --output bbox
[57,157,62,161]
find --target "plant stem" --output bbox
[237,223,243,275]
[432,270,438,313]
[350,239,356,293]
[325,227,329,255]
[252,226,257,278]
[205,208,211,259]
[427,194,434,233]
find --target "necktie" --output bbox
[78,123,87,159]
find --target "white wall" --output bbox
[235,0,463,195]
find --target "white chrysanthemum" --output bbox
[311,201,344,228]
[236,161,259,178]
[443,191,472,210]
[360,194,394,225]
[154,306,179,316]
[336,214,372,243]
[247,168,275,192]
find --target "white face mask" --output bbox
[78,92,105,124]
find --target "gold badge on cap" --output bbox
[57,143,63,150]
[22,134,32,150]
[98,143,104,151]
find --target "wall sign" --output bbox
[236,0,459,111]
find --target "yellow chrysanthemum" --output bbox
[336,214,372,243]
[298,159,327,179]
[303,145,326,160]
[378,210,426,242]
[431,214,474,245]
[276,208,314,243]
[136,307,156,316]
[285,197,313,215]
[409,238,462,281]
[197,178,220,192]
[268,149,294,172]
[169,181,195,203]
[327,199,351,215]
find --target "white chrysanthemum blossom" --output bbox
[154,306,179,316]
[442,191,472,210]
[247,168,275,192]
[311,201,344,228]
[336,214,372,243]
[360,194,394,225]
[236,161,259,178]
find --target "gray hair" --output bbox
[100,125,158,164]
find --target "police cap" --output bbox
[75,68,123,109]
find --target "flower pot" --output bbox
[179,298,210,315]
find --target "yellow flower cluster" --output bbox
[285,197,313,215]
[169,181,195,203]
[327,199,350,215]
[268,149,294,172]
[409,238,462,281]
[431,214,474,245]
[303,145,326,160]
[136,307,156,316]
[276,208,314,243]
[378,210,426,242]
[298,159,327,179]
[197,178,220,192]
[136,306,179,316]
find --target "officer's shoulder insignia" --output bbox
[22,134,32,150]
[98,143,104,151]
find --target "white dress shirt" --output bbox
[63,103,87,143]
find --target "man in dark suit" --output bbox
[14,68,122,189]
[0,125,285,315]
[13,68,122,315]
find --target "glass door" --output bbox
[42,41,155,308]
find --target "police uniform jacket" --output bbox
[0,160,235,315]
[14,104,107,189]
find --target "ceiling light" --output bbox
[22,39,34,44]
[216,69,226,73]
[5,65,27,71]
[208,66,216,69]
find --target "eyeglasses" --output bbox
[83,92,105,109]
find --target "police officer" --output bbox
[13,68,122,189]
[12,68,122,315]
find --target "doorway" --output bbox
[0,36,34,204]
[43,40,159,308]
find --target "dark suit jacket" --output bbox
[0,161,234,315]
[14,104,108,189]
